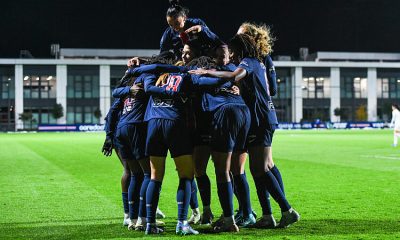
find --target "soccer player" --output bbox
[191,56,251,232]
[390,104,400,147]
[236,22,285,228]
[102,99,131,227]
[160,0,222,59]
[127,46,203,226]
[189,34,300,228]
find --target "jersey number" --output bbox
[163,75,182,92]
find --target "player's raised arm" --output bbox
[189,67,247,83]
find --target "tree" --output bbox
[334,108,342,117]
[333,107,343,122]
[51,103,64,120]
[355,105,367,121]
[19,111,33,129]
[93,108,102,121]
[19,112,33,122]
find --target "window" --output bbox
[340,68,367,99]
[67,66,99,99]
[23,66,56,99]
[67,105,100,124]
[276,68,292,99]
[377,69,400,99]
[302,68,330,99]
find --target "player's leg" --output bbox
[115,126,144,227]
[211,151,238,232]
[126,158,144,226]
[174,154,199,235]
[393,130,399,147]
[145,156,166,234]
[231,152,255,227]
[267,147,285,195]
[115,149,131,226]
[144,119,167,234]
[193,146,212,224]
[230,105,255,227]
[249,143,299,228]
[211,104,250,232]
[168,119,198,235]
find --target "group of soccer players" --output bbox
[101,0,300,235]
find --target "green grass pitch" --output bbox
[1,130,399,239]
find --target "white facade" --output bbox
[1,56,400,130]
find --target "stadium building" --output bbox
[1,49,400,131]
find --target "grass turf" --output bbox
[0,130,399,239]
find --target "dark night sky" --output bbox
[1,0,399,58]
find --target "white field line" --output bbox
[361,155,400,160]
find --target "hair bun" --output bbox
[169,0,180,6]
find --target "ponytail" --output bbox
[166,0,189,18]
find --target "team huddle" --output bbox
[101,0,300,235]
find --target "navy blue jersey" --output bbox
[106,99,123,135]
[112,74,150,128]
[144,73,190,121]
[264,55,277,97]
[192,65,245,112]
[238,57,278,126]
[160,18,223,59]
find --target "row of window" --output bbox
[2,66,400,124]
[2,66,400,100]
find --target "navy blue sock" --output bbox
[264,171,291,212]
[217,181,234,217]
[270,165,285,195]
[177,178,191,221]
[139,174,150,218]
[190,179,199,209]
[233,173,252,217]
[128,174,138,219]
[146,180,162,223]
[254,176,272,215]
[232,173,242,215]
[122,192,129,214]
[196,175,211,207]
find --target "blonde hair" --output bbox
[239,22,275,56]
[155,61,185,86]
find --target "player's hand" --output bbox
[185,25,202,34]
[130,83,144,97]
[102,137,113,157]
[188,68,208,75]
[127,57,140,67]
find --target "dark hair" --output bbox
[228,34,262,62]
[118,51,176,87]
[186,56,217,69]
[392,103,400,111]
[146,51,176,65]
[184,42,202,58]
[166,0,189,18]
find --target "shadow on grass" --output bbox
[0,219,399,239]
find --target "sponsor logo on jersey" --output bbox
[122,98,135,115]
[152,98,174,107]
[267,101,275,110]
[240,60,249,66]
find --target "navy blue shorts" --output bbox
[193,111,212,146]
[146,118,193,158]
[247,122,278,147]
[115,123,147,161]
[211,104,250,153]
